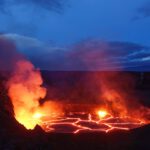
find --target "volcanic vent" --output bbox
[6,61,150,134]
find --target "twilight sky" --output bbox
[0,0,150,71]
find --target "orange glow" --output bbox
[33,112,43,119]
[40,112,147,134]
[7,61,150,132]
[16,111,42,129]
[7,60,62,129]
[97,110,108,119]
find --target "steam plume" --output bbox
[7,60,47,129]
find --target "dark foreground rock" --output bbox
[0,71,150,149]
[0,111,150,150]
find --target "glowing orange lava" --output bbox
[7,60,62,129]
[36,111,149,134]
[6,60,150,133]
[33,112,43,119]
[97,110,108,119]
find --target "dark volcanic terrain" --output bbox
[0,71,150,150]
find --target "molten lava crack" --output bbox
[38,113,146,134]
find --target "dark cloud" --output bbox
[27,0,66,12]
[16,0,67,12]
[66,40,149,71]
[135,1,150,19]
[0,0,66,13]
[0,0,67,37]
[0,37,23,70]
[1,34,150,71]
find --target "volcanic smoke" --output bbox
[2,38,149,133]
[6,60,150,133]
[7,60,61,129]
